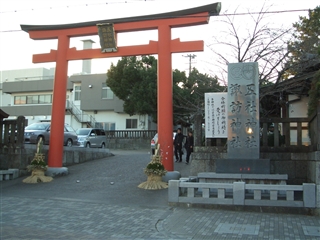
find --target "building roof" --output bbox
[259,68,319,117]
[0,109,9,119]
[260,69,318,98]
[21,2,221,32]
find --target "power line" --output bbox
[0,0,149,14]
[0,0,315,15]
[222,9,315,16]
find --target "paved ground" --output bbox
[1,149,319,240]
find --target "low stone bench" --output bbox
[197,173,288,185]
[0,169,19,181]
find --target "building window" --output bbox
[27,95,38,104]
[14,94,52,105]
[105,122,115,130]
[39,95,52,104]
[14,96,26,105]
[74,86,81,101]
[126,119,138,129]
[102,83,114,99]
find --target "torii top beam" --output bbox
[21,2,221,33]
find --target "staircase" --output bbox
[66,100,96,127]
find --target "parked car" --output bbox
[151,132,176,155]
[76,128,107,148]
[24,122,78,147]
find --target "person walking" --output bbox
[174,128,184,162]
[184,131,194,164]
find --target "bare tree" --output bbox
[207,3,293,93]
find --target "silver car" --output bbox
[24,122,78,147]
[76,128,107,148]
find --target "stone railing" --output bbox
[168,180,316,208]
[105,130,156,139]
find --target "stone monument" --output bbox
[216,62,270,174]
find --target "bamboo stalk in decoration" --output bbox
[138,144,168,190]
[23,138,53,184]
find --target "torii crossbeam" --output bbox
[21,2,221,171]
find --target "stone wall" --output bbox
[0,144,113,175]
[108,138,150,151]
[190,147,317,184]
[0,139,150,170]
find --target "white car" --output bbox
[76,128,107,148]
[151,132,176,155]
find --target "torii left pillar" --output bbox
[49,36,70,167]
[21,10,216,171]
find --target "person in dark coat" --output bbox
[184,131,194,164]
[174,128,184,162]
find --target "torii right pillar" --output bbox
[157,24,174,170]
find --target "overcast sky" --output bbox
[0,0,318,77]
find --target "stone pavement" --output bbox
[1,149,319,240]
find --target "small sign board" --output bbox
[204,92,228,138]
[97,23,117,53]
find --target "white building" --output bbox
[0,66,156,132]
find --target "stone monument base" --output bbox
[216,159,270,174]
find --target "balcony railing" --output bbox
[14,76,54,81]
[65,100,96,127]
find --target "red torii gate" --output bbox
[21,3,221,171]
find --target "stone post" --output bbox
[317,101,320,151]
[193,113,203,147]
[16,116,25,147]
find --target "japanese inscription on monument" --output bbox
[227,62,259,159]
[205,93,228,138]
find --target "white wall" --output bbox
[288,95,310,145]
[84,110,149,130]
[0,67,55,82]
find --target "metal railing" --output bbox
[14,76,54,81]
[65,100,96,127]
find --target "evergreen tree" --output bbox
[286,6,320,75]
[106,56,223,124]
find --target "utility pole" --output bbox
[182,54,196,75]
